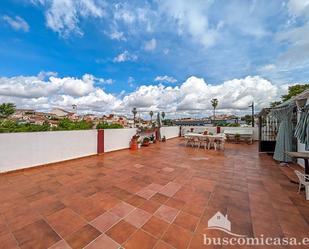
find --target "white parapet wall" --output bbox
[104,128,137,152]
[180,126,259,140]
[160,126,180,139]
[0,130,97,173]
[220,127,259,140]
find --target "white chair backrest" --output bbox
[295,170,307,184]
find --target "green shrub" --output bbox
[96,122,123,129]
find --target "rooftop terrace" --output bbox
[0,138,308,249]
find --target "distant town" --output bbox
[0,103,254,132]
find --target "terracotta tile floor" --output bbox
[0,138,309,249]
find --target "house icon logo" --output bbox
[207,211,246,237]
[208,211,231,231]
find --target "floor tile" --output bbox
[46,208,87,237]
[91,211,121,233]
[136,188,157,200]
[49,240,72,249]
[0,233,19,249]
[65,224,101,249]
[153,240,175,249]
[13,219,61,249]
[154,205,179,223]
[109,202,135,218]
[142,216,169,238]
[162,224,192,249]
[159,182,182,197]
[84,234,120,249]
[123,229,157,249]
[139,200,162,214]
[150,193,169,204]
[124,208,151,228]
[106,220,137,244]
[173,211,199,232]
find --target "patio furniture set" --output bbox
[184,132,225,150]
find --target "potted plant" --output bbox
[137,139,142,149]
[150,134,156,143]
[130,134,139,150]
[142,137,150,146]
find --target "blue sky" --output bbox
[0,0,309,116]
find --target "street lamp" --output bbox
[248,102,254,127]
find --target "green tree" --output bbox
[96,122,123,129]
[149,111,154,123]
[281,84,309,102]
[270,101,282,108]
[241,115,252,125]
[211,98,219,123]
[0,103,16,118]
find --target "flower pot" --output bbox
[130,140,138,150]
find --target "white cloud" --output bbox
[275,0,309,69]
[2,15,29,32]
[0,73,288,116]
[154,75,177,83]
[32,0,105,37]
[258,64,276,73]
[97,78,114,85]
[106,29,126,41]
[37,71,58,80]
[157,0,218,48]
[113,50,137,63]
[144,38,157,51]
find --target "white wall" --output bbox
[160,126,179,139]
[180,126,217,135]
[0,130,97,173]
[104,128,137,152]
[179,126,259,140]
[220,127,259,140]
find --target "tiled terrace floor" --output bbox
[1,138,309,249]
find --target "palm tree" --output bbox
[161,112,165,120]
[132,107,137,126]
[149,111,154,123]
[0,103,16,118]
[211,98,218,124]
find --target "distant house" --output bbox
[50,107,77,121]
[208,212,231,231]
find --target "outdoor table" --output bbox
[286,152,309,176]
[184,133,225,150]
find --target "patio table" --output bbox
[286,152,309,176]
[184,133,225,150]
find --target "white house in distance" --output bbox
[208,211,231,231]
[50,105,78,120]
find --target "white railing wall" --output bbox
[220,127,259,140]
[0,130,97,173]
[104,128,137,152]
[160,126,179,139]
[180,126,259,140]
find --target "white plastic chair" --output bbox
[184,136,194,147]
[295,170,309,200]
[199,137,209,150]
